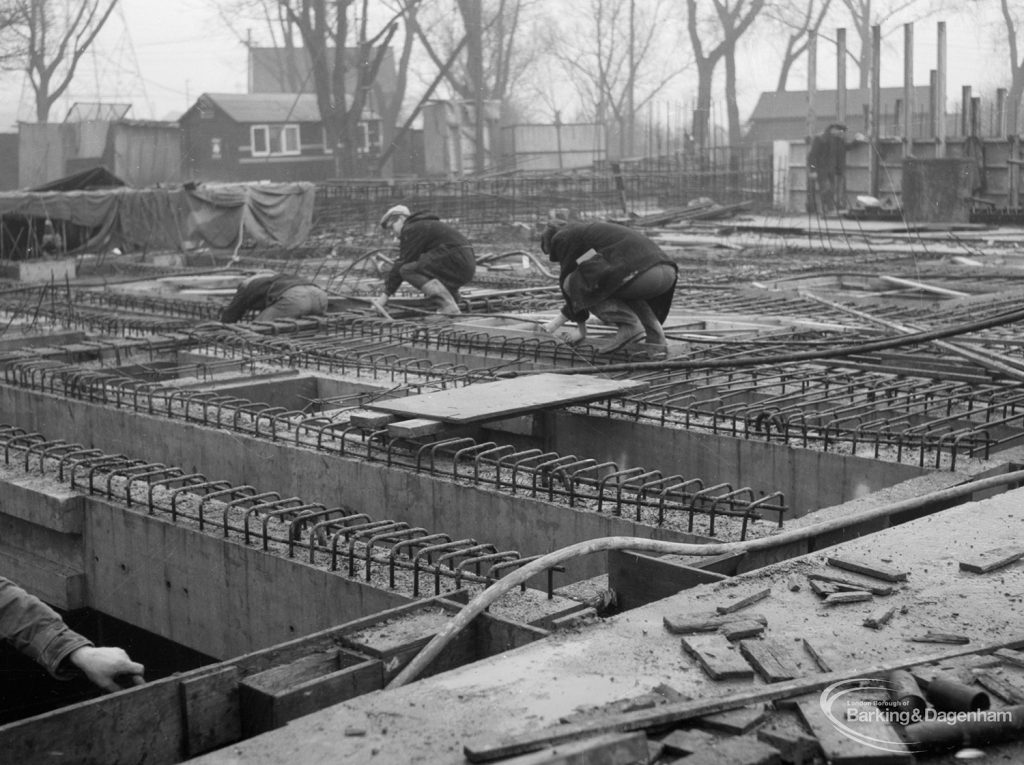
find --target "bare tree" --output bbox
[540,0,685,156]
[1,0,119,122]
[765,0,833,92]
[275,0,402,177]
[998,0,1024,135]
[409,0,532,105]
[687,0,763,152]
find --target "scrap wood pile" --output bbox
[465,547,1024,764]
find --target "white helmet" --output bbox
[379,204,411,230]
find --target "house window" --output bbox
[250,124,301,157]
[210,138,222,159]
[358,119,382,155]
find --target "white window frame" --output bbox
[250,124,301,157]
[357,119,382,155]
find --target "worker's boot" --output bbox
[590,299,644,354]
[625,299,668,358]
[420,279,461,316]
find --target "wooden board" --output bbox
[681,634,755,680]
[958,546,1024,574]
[366,373,648,424]
[826,556,908,583]
[739,640,800,682]
[698,705,768,734]
[797,695,912,764]
[496,730,649,764]
[664,611,767,635]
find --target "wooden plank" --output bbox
[716,587,771,615]
[349,411,394,430]
[680,634,755,680]
[462,639,1024,763]
[824,591,873,605]
[739,640,800,682]
[973,670,1024,704]
[180,666,241,757]
[366,373,648,424]
[826,556,909,583]
[797,696,912,764]
[678,736,781,765]
[387,418,447,438]
[660,728,719,755]
[664,611,767,635]
[808,573,894,597]
[757,726,821,765]
[609,550,728,610]
[722,619,766,642]
[808,578,839,597]
[698,704,768,734]
[802,639,837,673]
[239,652,383,734]
[959,546,1024,574]
[494,731,648,764]
[863,604,898,629]
[909,631,970,645]
[995,648,1024,668]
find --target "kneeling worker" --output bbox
[540,219,678,353]
[372,205,476,316]
[220,272,329,323]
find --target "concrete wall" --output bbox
[546,413,929,517]
[0,386,711,583]
[83,497,412,658]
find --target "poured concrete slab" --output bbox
[189,485,1024,764]
[367,373,648,424]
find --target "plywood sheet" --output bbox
[367,373,648,424]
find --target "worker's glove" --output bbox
[371,295,389,311]
[853,132,868,142]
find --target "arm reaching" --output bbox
[68,645,145,693]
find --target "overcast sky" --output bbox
[0,0,1010,131]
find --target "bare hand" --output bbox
[554,327,584,345]
[69,646,145,692]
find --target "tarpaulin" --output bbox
[0,181,315,254]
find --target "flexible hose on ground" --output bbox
[387,467,1024,689]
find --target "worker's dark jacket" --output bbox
[807,133,847,178]
[220,275,315,323]
[0,576,91,678]
[384,212,476,296]
[544,221,677,323]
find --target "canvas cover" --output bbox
[0,181,315,254]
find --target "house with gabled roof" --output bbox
[745,86,936,144]
[180,92,390,183]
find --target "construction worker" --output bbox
[807,123,866,214]
[220,272,329,323]
[372,205,476,316]
[540,219,678,354]
[40,219,64,255]
[1,576,144,693]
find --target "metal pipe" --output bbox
[923,675,990,712]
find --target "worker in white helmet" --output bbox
[372,205,476,316]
